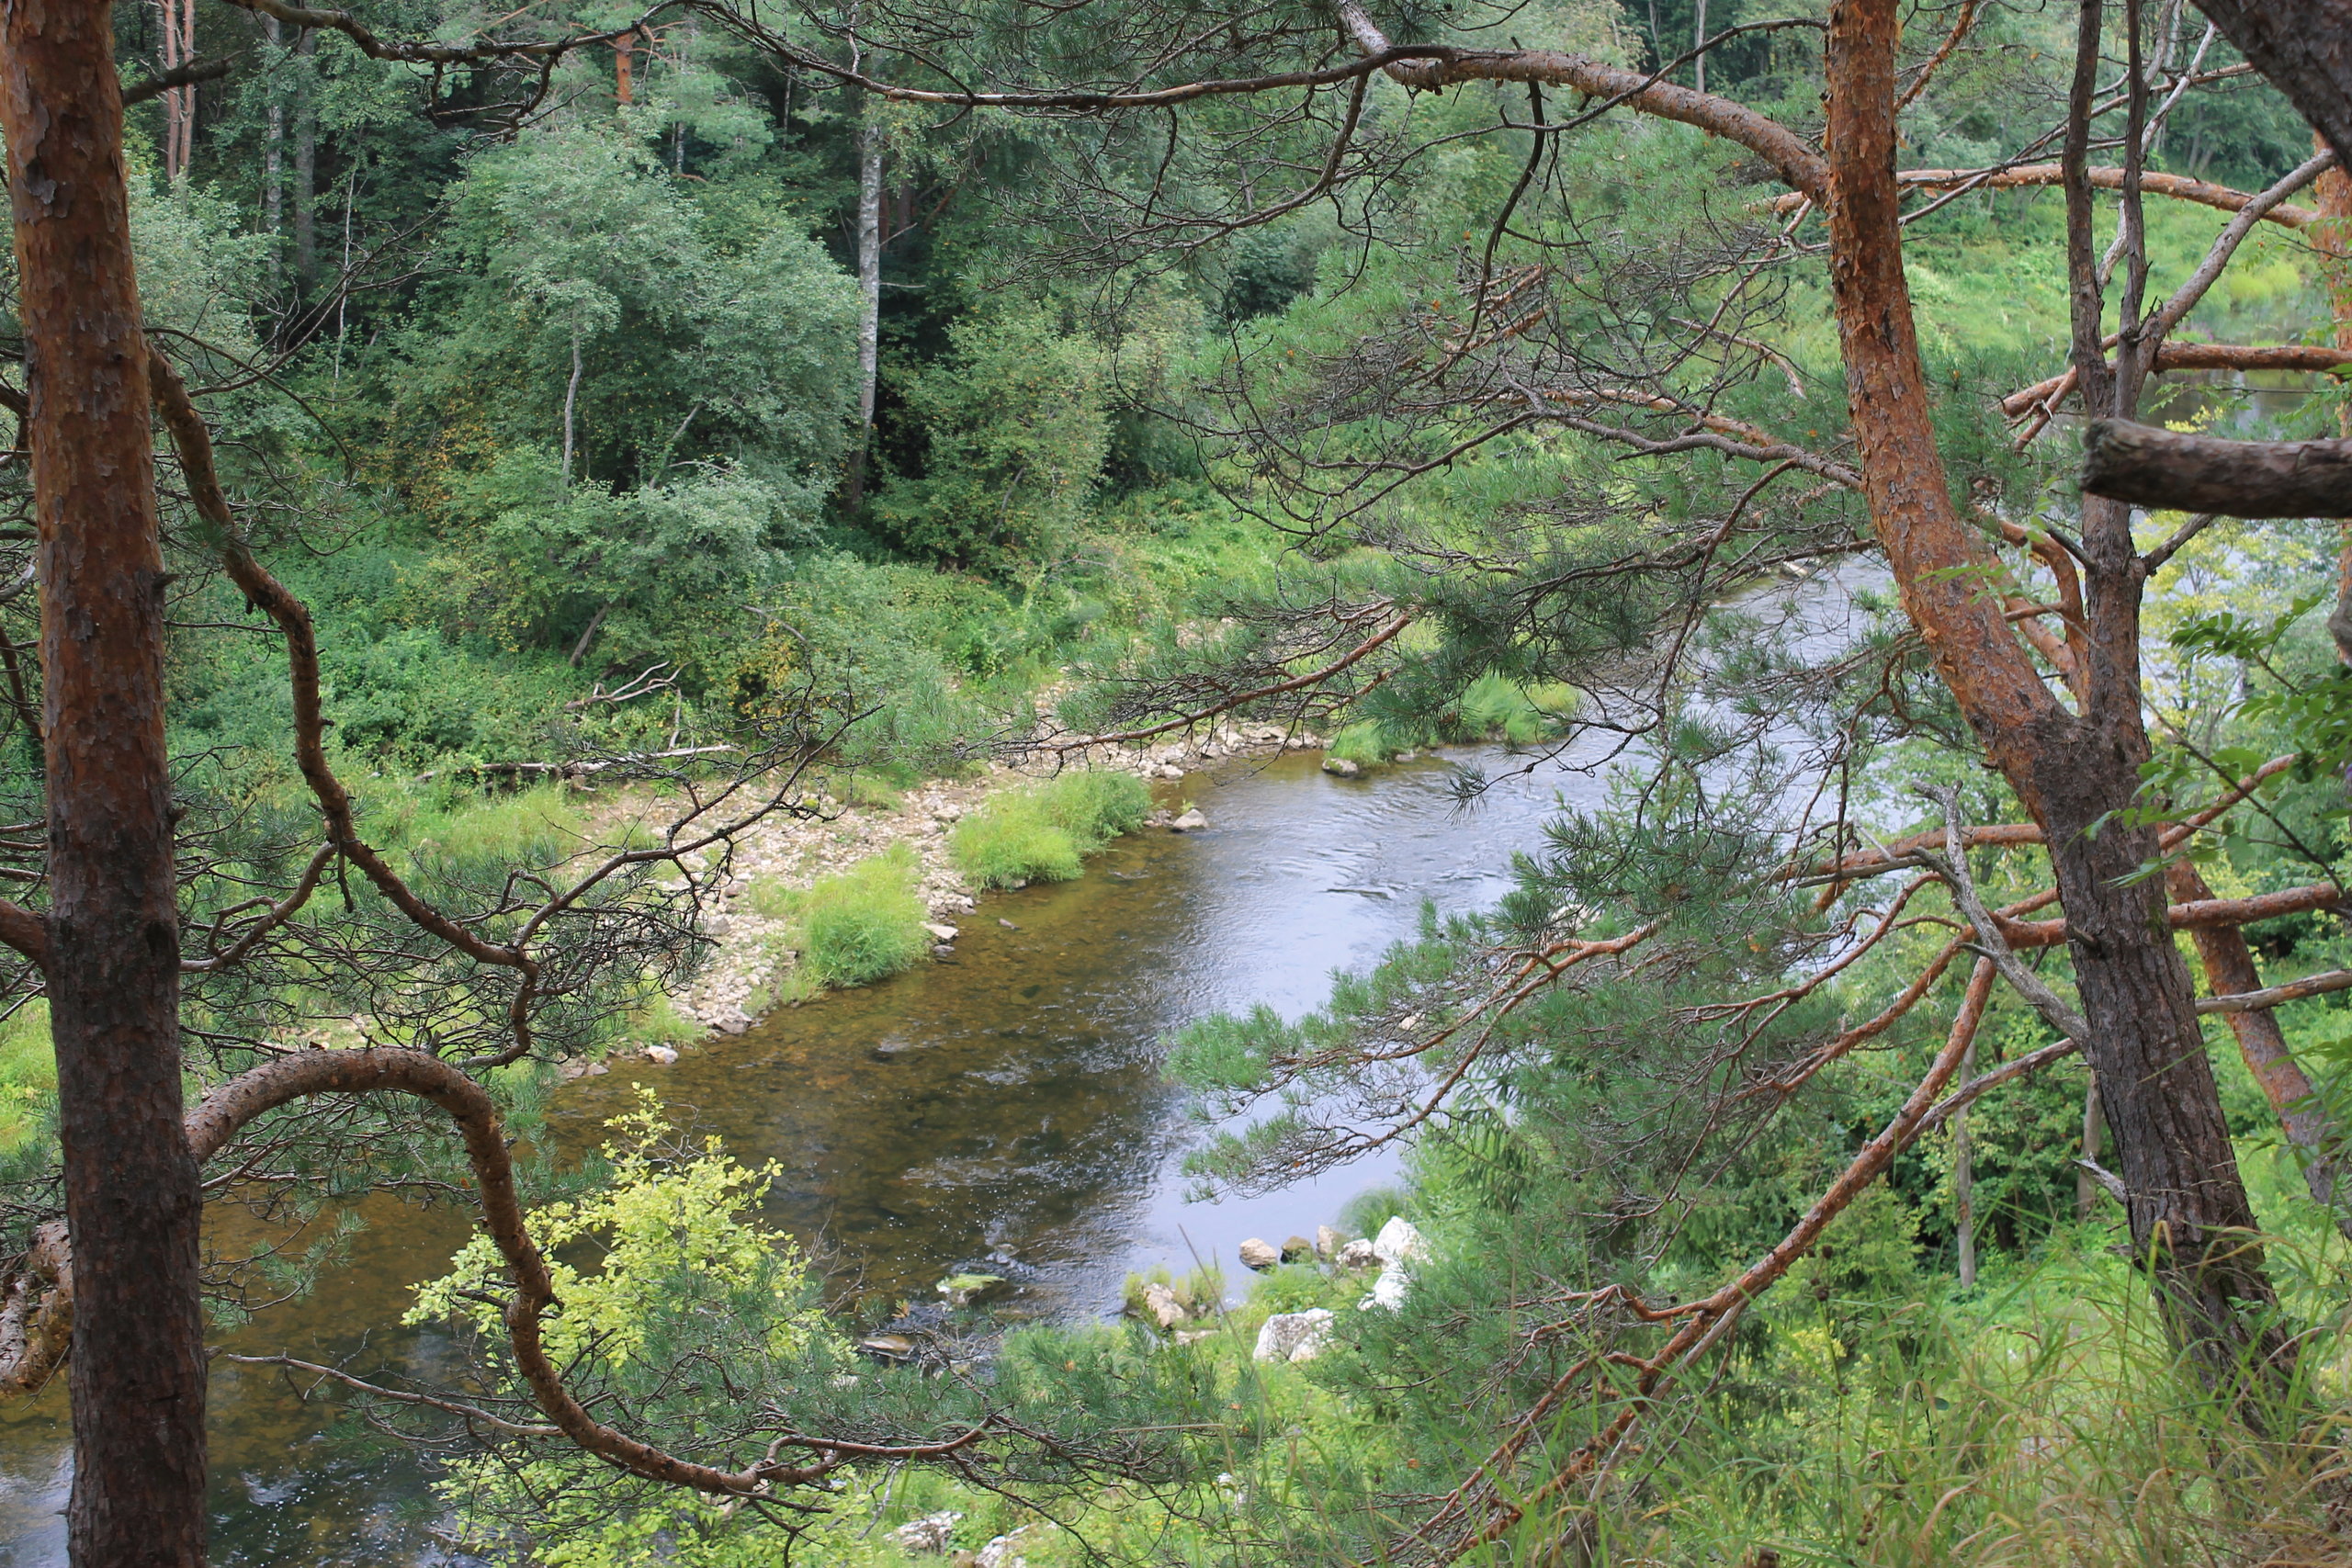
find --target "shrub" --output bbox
[949,771,1148,888]
[781,846,929,988]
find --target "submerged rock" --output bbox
[935,1272,1012,1308]
[1237,1236,1281,1270]
[1253,1308,1335,1364]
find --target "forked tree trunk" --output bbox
[1823,0,2289,1402]
[0,0,206,1562]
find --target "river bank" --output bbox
[594,723,1327,1050]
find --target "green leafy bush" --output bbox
[871,308,1108,574]
[949,771,1148,888]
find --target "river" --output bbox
[0,746,1601,1565]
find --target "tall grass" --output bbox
[0,999,51,1156]
[950,770,1150,888]
[752,845,931,992]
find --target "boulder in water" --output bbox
[644,1044,679,1066]
[1281,1235,1317,1263]
[1320,755,1361,778]
[1237,1236,1281,1270]
[1316,1224,1344,1260]
[1169,807,1209,832]
[1335,1238,1380,1270]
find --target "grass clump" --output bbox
[760,845,930,990]
[0,1000,51,1156]
[950,770,1149,889]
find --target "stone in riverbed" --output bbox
[1334,1238,1380,1270]
[935,1272,1012,1308]
[1321,756,1360,778]
[1316,1224,1344,1260]
[1169,808,1208,832]
[1253,1308,1334,1364]
[1139,1280,1187,1330]
[644,1044,679,1065]
[1237,1236,1280,1270]
[923,922,960,941]
[1281,1235,1317,1264]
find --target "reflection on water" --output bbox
[0,746,1600,1566]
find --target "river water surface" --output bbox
[0,746,1600,1564]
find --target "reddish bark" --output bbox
[0,0,207,1560]
[1824,0,2283,1391]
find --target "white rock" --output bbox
[1169,807,1208,832]
[644,1044,679,1066]
[1373,1216,1428,1267]
[1237,1236,1280,1270]
[1321,756,1360,778]
[923,923,960,941]
[1160,763,1185,779]
[1360,1267,1411,1313]
[1334,1238,1380,1270]
[1316,1224,1344,1260]
[1253,1308,1335,1364]
[1140,1280,1187,1330]
[888,1510,962,1552]
[978,1526,1036,1568]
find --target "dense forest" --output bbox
[3,0,2352,1561]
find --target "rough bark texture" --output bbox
[2188,0,2352,169]
[0,0,208,1559]
[2168,860,2352,1236]
[2081,417,2352,515]
[1825,0,2287,1399]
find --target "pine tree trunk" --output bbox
[1823,0,2289,1403]
[0,1,206,1561]
[2168,858,2352,1235]
[2030,743,2292,1405]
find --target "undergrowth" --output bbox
[949,770,1150,888]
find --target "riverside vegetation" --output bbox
[3,0,2352,1562]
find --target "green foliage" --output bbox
[755,846,931,990]
[0,1001,53,1156]
[421,449,798,675]
[390,121,857,500]
[871,309,1108,573]
[947,771,1148,888]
